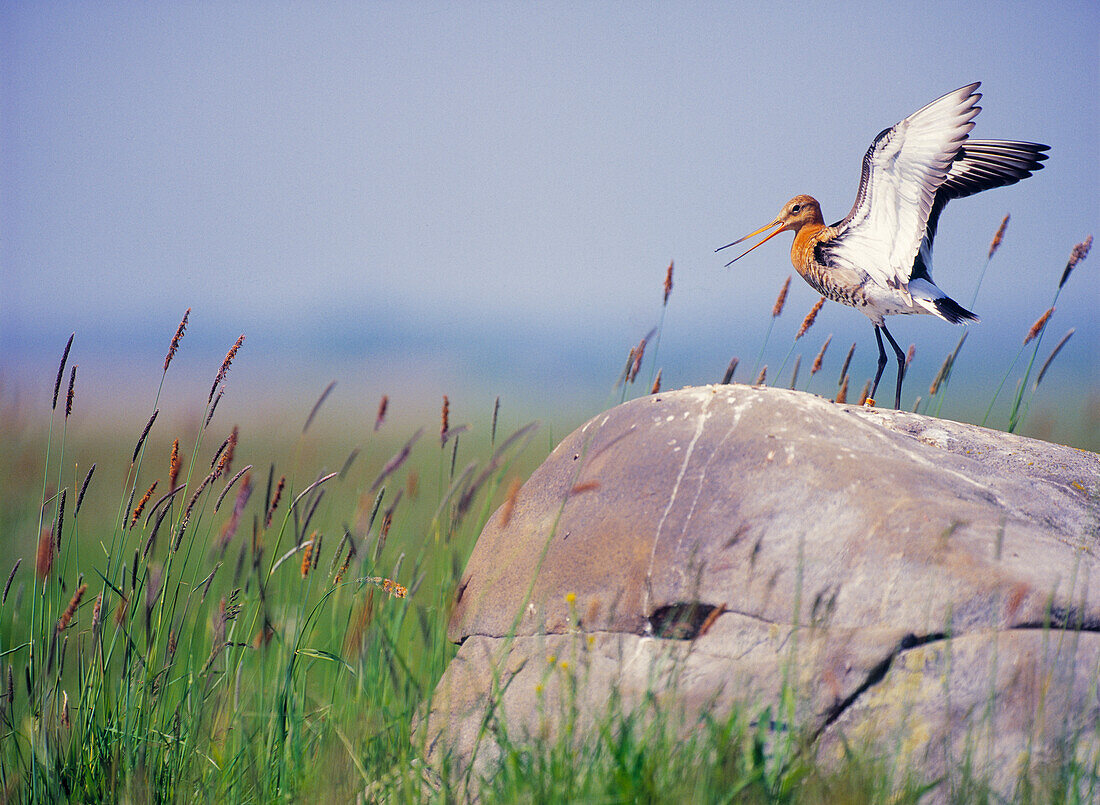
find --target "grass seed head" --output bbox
[905,343,916,370]
[301,538,314,578]
[772,275,791,317]
[131,480,158,528]
[215,426,238,479]
[133,409,159,465]
[796,296,825,340]
[2,560,21,607]
[629,338,647,383]
[265,475,286,528]
[57,583,87,632]
[988,214,1010,259]
[721,357,738,384]
[164,308,190,372]
[663,260,674,306]
[929,352,952,396]
[650,368,662,394]
[91,592,103,635]
[754,365,767,386]
[53,333,74,411]
[857,379,871,406]
[440,395,449,445]
[55,488,66,551]
[65,365,76,419]
[169,439,181,490]
[76,464,96,516]
[374,394,389,431]
[811,334,832,376]
[836,374,849,404]
[35,529,53,581]
[1024,306,1054,345]
[788,355,801,389]
[838,343,856,386]
[1059,234,1092,290]
[209,334,245,403]
[1035,328,1075,389]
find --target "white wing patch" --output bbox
[825,83,982,296]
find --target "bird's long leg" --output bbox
[870,325,889,402]
[879,322,907,409]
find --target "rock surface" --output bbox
[424,385,1100,798]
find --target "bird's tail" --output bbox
[930,296,980,324]
[909,277,980,324]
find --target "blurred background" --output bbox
[2,1,1097,445]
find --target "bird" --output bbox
[717,82,1048,409]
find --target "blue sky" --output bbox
[2,2,1097,430]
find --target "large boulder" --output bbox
[423,385,1100,798]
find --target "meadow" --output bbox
[0,232,1094,802]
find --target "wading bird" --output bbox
[717,83,1047,409]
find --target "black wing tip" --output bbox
[933,297,980,324]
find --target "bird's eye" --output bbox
[791,204,802,213]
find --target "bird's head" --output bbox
[717,195,823,266]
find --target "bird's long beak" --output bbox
[716,219,784,267]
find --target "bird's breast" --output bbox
[790,225,868,308]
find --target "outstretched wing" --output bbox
[910,139,1049,281]
[820,83,983,293]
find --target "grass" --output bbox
[0,226,1095,801]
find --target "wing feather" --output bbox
[822,83,983,293]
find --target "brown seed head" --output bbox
[1059,234,1092,289]
[650,368,662,394]
[754,365,767,386]
[629,338,647,383]
[838,343,856,386]
[374,395,389,431]
[929,352,952,396]
[1024,306,1054,345]
[209,334,245,403]
[57,583,87,632]
[164,308,190,372]
[216,426,238,479]
[663,261,674,306]
[772,275,791,318]
[301,538,314,578]
[905,344,916,370]
[131,480,158,528]
[796,296,825,340]
[91,592,103,635]
[857,379,871,406]
[810,334,832,376]
[114,595,129,627]
[440,395,450,445]
[266,475,286,528]
[35,529,53,581]
[988,214,1010,259]
[169,439,181,491]
[333,547,354,586]
[835,374,849,404]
